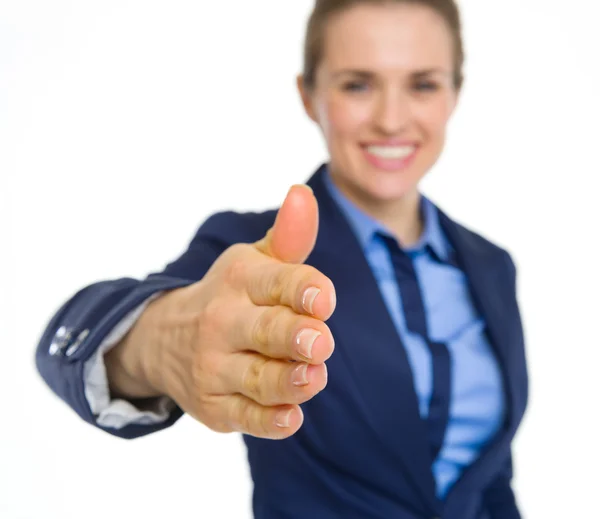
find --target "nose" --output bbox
[373,87,411,135]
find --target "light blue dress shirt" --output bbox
[323,171,505,498]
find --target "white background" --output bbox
[2,1,599,517]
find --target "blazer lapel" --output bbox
[434,210,524,514]
[436,210,518,427]
[306,166,438,510]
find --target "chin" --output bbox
[352,166,423,204]
[329,154,427,205]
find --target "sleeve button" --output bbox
[65,329,90,357]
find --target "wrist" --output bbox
[136,289,183,398]
[105,290,180,399]
[144,284,198,403]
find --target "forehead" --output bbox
[322,3,454,72]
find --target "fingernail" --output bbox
[275,409,293,428]
[292,363,309,386]
[302,287,320,314]
[295,329,320,360]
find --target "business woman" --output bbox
[35,1,528,518]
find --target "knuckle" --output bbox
[210,403,237,433]
[251,312,268,352]
[258,407,274,437]
[300,264,322,287]
[267,269,286,303]
[205,395,249,434]
[198,296,228,336]
[211,422,234,434]
[291,265,318,295]
[224,256,249,287]
[251,306,281,353]
[236,398,256,434]
[194,390,212,411]
[243,356,269,401]
[195,349,223,386]
[278,366,294,401]
[219,243,251,286]
[193,395,233,432]
[225,242,249,260]
[271,266,301,306]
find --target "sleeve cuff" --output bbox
[82,292,176,429]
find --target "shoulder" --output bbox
[437,206,517,276]
[455,218,509,255]
[193,208,278,246]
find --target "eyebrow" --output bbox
[332,67,450,79]
[413,68,450,77]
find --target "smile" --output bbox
[362,144,418,171]
[366,145,416,159]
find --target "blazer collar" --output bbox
[321,165,451,262]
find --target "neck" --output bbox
[329,172,424,248]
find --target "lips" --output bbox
[361,142,419,171]
[365,144,416,159]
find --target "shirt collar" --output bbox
[322,165,450,261]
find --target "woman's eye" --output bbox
[414,82,438,92]
[343,81,369,92]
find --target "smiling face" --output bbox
[298,2,460,215]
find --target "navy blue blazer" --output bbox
[36,164,528,519]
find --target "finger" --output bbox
[254,184,319,264]
[225,394,304,439]
[232,304,334,364]
[221,352,328,407]
[245,261,336,321]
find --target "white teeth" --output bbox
[366,145,415,159]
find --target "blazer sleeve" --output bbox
[481,453,521,519]
[35,211,262,440]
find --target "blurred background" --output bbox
[1,0,599,517]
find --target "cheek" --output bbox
[418,99,454,139]
[321,95,370,142]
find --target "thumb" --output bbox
[255,184,319,264]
